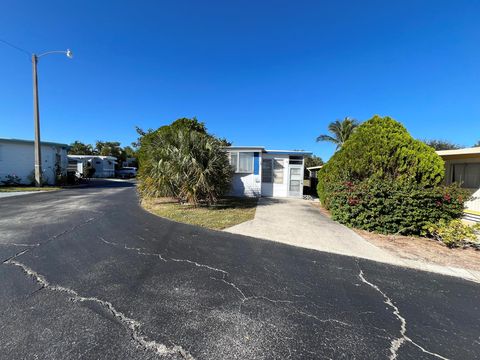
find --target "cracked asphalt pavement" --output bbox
[1,180,479,359]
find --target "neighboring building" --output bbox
[122,157,137,168]
[0,138,68,185]
[306,165,323,178]
[437,147,480,222]
[225,146,311,198]
[67,155,117,178]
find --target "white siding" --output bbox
[0,140,68,185]
[226,150,261,197]
[229,173,261,197]
[444,158,480,213]
[467,188,480,213]
[68,155,116,178]
[225,148,307,198]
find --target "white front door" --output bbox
[288,165,302,197]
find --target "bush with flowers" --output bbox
[317,116,469,235]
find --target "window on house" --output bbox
[274,160,284,184]
[229,152,253,173]
[238,152,253,172]
[453,163,480,188]
[289,156,303,165]
[262,158,272,182]
[229,152,238,171]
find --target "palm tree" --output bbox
[137,120,232,205]
[316,117,359,148]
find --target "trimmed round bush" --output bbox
[317,115,468,235]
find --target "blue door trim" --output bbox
[253,152,260,175]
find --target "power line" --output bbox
[0,37,31,56]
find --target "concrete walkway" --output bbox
[226,198,397,263]
[225,197,480,283]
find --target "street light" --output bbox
[32,49,73,186]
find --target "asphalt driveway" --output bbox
[0,180,479,359]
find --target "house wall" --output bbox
[68,156,116,178]
[227,150,261,197]
[93,158,115,178]
[225,149,306,198]
[0,141,67,185]
[261,154,290,197]
[443,157,480,213]
[230,173,261,197]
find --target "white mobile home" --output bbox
[225,146,310,198]
[437,147,480,222]
[68,155,117,178]
[0,138,68,185]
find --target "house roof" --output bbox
[265,149,312,156]
[225,146,312,156]
[68,155,118,160]
[0,137,69,148]
[436,147,480,160]
[225,146,265,151]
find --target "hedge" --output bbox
[325,180,467,235]
[317,116,468,235]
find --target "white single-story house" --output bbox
[67,155,117,178]
[0,138,68,185]
[437,147,480,222]
[225,146,311,198]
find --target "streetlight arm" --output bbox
[37,49,73,58]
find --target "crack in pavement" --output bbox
[99,237,228,276]
[358,268,449,360]
[0,243,40,247]
[98,237,353,330]
[100,237,168,262]
[4,258,195,360]
[2,216,100,264]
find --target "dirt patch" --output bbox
[310,202,480,273]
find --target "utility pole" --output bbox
[30,49,72,187]
[32,53,42,187]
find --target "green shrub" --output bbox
[325,180,468,235]
[137,118,232,205]
[317,115,468,234]
[428,219,480,248]
[1,174,22,186]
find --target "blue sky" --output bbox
[1,0,479,161]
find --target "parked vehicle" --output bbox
[115,167,137,178]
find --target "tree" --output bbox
[68,141,94,155]
[304,154,323,179]
[316,117,359,149]
[316,115,466,235]
[304,154,324,168]
[474,140,480,147]
[423,139,460,151]
[137,118,232,205]
[94,141,123,157]
[319,116,445,190]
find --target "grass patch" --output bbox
[143,197,258,230]
[0,186,61,192]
